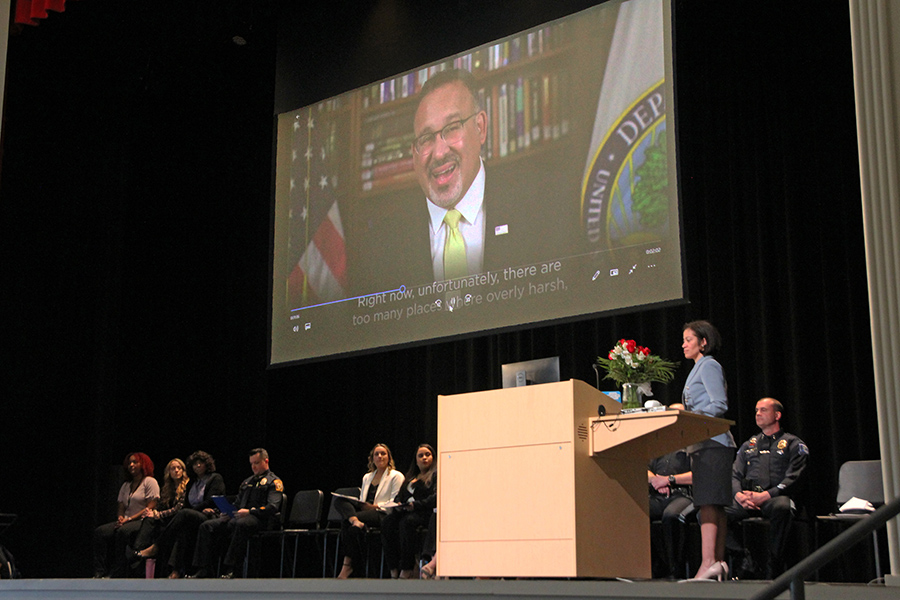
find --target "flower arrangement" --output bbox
[597,339,678,390]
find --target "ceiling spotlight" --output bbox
[232,34,248,46]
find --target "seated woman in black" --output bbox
[418,511,437,579]
[381,444,437,579]
[135,450,225,578]
[335,443,404,579]
[132,458,189,561]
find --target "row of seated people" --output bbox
[93,448,279,579]
[333,443,436,579]
[649,397,809,580]
[95,396,806,581]
[92,444,438,579]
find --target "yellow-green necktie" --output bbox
[443,209,467,279]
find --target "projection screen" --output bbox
[270,0,683,366]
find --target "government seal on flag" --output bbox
[579,0,669,249]
[581,81,668,248]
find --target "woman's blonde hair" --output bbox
[160,458,188,509]
[366,443,395,473]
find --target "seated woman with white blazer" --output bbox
[335,443,403,579]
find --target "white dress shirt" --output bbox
[426,160,486,280]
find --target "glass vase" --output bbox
[621,382,644,410]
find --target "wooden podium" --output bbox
[436,379,732,578]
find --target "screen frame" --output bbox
[268,0,687,368]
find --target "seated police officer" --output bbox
[189,448,284,579]
[727,398,808,579]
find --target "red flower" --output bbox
[625,339,637,353]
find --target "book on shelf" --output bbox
[361,169,414,193]
[361,157,414,183]
[482,70,570,161]
[359,21,569,109]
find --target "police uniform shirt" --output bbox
[236,469,284,520]
[732,429,809,499]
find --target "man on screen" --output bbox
[353,68,578,292]
[411,69,489,280]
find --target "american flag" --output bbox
[287,104,347,308]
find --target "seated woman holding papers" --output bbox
[335,443,403,579]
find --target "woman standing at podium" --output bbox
[681,320,735,581]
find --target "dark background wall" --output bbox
[0,0,876,578]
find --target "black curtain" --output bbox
[0,0,876,578]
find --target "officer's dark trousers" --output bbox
[193,514,263,569]
[726,495,794,578]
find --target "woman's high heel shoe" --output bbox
[337,559,353,580]
[133,544,158,560]
[693,561,728,581]
[420,562,436,579]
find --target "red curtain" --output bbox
[14,0,75,26]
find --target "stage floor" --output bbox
[0,578,896,600]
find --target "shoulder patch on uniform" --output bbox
[798,443,809,455]
[274,479,284,492]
